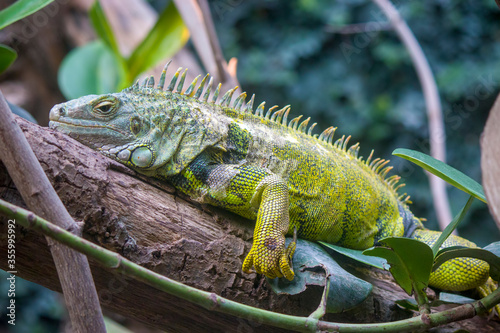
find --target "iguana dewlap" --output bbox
[49,64,491,292]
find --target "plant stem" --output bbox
[308,275,331,320]
[413,284,430,315]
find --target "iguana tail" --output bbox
[400,204,492,291]
[400,206,498,314]
[411,228,500,315]
[411,229,490,291]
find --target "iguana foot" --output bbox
[242,234,296,280]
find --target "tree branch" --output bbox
[173,0,240,92]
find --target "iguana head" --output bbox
[49,83,221,176]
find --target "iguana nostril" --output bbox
[49,105,65,121]
[58,106,66,116]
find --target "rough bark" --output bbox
[0,116,498,332]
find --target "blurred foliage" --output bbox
[58,1,189,99]
[0,0,54,30]
[208,0,500,245]
[58,40,125,99]
[0,45,17,74]
[0,0,57,76]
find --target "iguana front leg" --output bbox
[171,161,296,280]
[242,174,296,280]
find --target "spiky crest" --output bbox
[255,102,265,117]
[124,65,409,203]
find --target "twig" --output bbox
[0,92,106,332]
[371,0,452,231]
[1,198,499,333]
[308,275,331,320]
[197,0,239,87]
[173,0,240,90]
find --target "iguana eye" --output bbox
[93,98,118,117]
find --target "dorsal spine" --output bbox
[123,64,409,203]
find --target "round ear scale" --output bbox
[131,146,153,168]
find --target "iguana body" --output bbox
[49,64,490,292]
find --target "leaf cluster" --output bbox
[58,1,189,99]
[0,0,189,99]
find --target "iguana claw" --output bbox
[242,227,297,281]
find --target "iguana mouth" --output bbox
[49,119,129,137]
[49,104,129,137]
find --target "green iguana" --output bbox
[49,63,495,295]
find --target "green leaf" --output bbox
[393,148,486,203]
[267,239,372,313]
[431,196,474,256]
[126,2,189,82]
[0,44,17,73]
[0,0,54,30]
[484,241,500,258]
[58,41,126,99]
[433,247,500,281]
[89,1,120,56]
[319,241,387,269]
[363,237,434,295]
[395,298,419,311]
[104,316,134,333]
[436,292,475,305]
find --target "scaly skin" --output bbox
[49,65,492,292]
